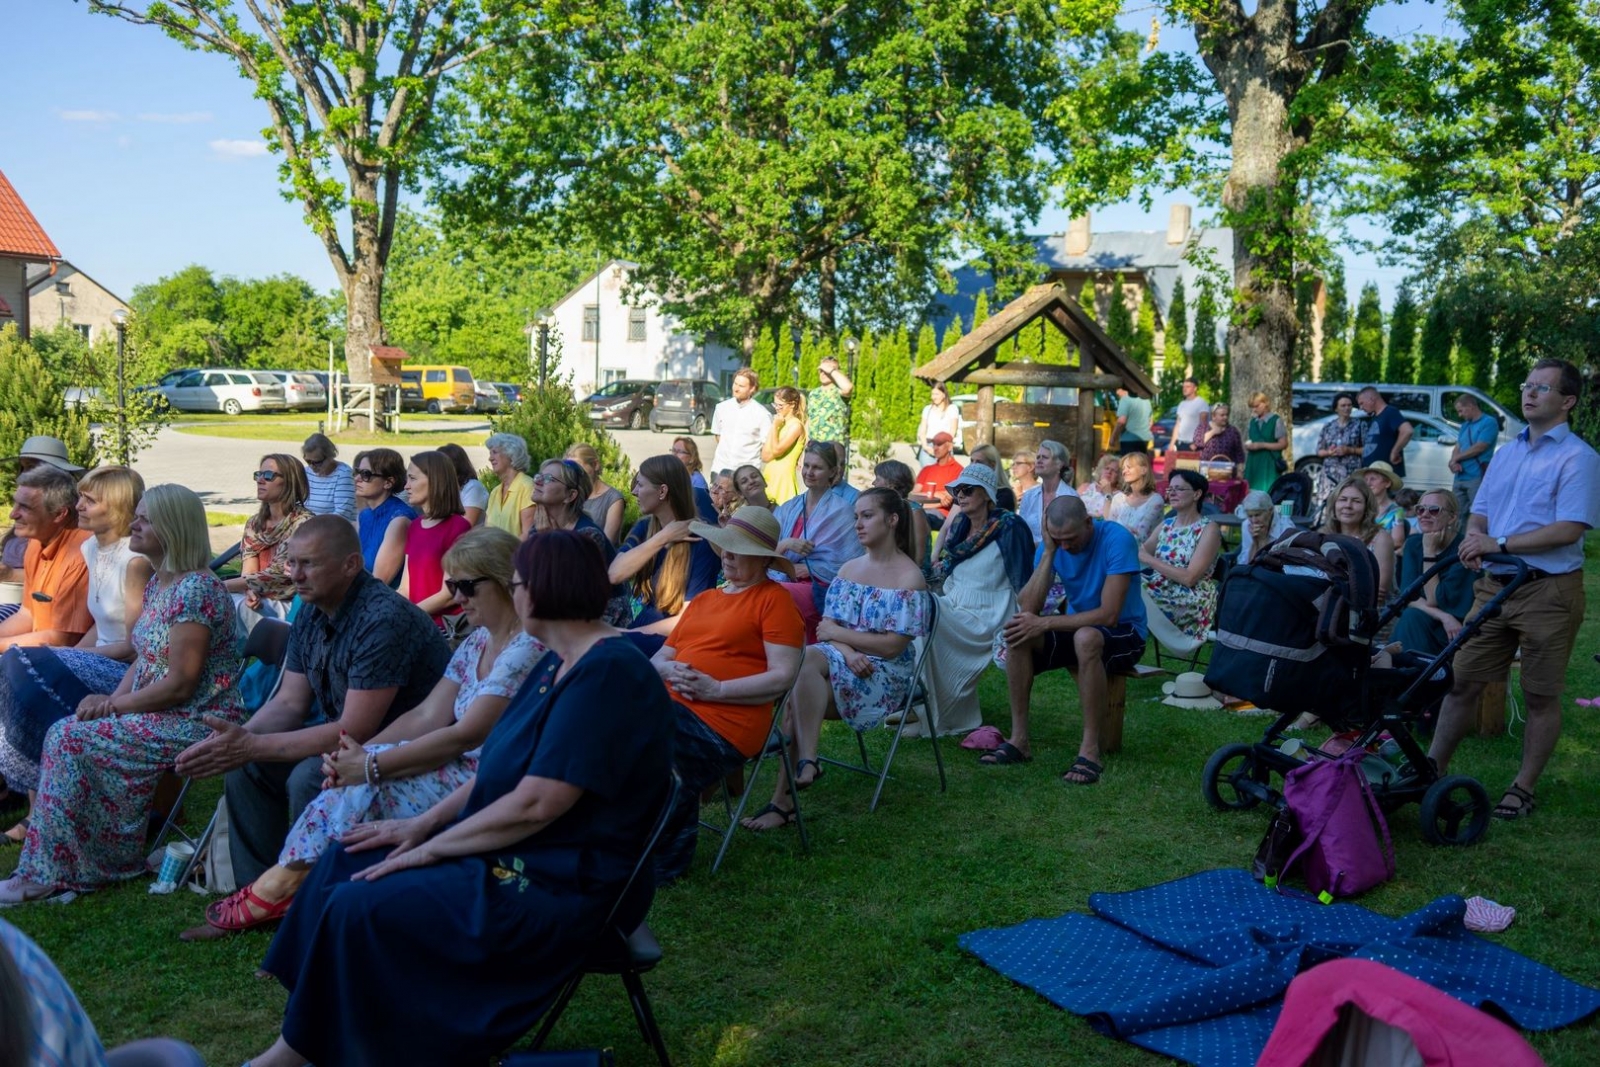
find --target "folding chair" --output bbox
[1141,586,1210,673]
[526,770,681,1067]
[820,594,946,812]
[697,675,809,874]
[147,618,292,887]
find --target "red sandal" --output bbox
[204,883,295,932]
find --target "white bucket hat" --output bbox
[1161,672,1222,710]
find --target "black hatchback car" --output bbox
[586,379,658,430]
[650,379,724,435]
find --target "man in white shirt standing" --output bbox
[1164,377,1211,473]
[1427,358,1600,823]
[710,367,773,473]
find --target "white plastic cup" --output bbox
[150,841,195,894]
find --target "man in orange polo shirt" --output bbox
[0,467,92,651]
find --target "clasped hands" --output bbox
[816,620,874,678]
[1001,611,1050,647]
[75,694,119,721]
[660,661,724,701]
[320,731,369,789]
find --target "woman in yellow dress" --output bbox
[761,386,807,504]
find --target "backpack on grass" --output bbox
[1279,750,1395,902]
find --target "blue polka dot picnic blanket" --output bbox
[960,868,1600,1066]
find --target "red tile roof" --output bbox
[370,345,409,361]
[0,170,61,262]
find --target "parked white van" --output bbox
[1292,382,1523,440]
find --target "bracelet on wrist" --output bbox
[364,750,376,787]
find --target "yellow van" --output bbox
[402,365,477,414]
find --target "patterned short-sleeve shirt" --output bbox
[285,571,452,726]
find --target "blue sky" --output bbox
[8,1,1444,307]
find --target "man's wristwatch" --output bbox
[1496,536,1508,553]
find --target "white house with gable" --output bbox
[547,260,740,398]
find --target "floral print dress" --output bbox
[278,628,542,866]
[16,571,243,892]
[1145,517,1219,640]
[1108,491,1165,544]
[1316,417,1366,502]
[816,579,930,731]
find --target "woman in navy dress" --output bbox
[248,530,676,1067]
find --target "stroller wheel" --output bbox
[1419,775,1491,846]
[1202,743,1264,812]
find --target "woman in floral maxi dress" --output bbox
[0,485,243,904]
[742,487,928,831]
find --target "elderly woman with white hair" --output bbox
[0,485,245,904]
[484,432,536,538]
[1236,489,1294,565]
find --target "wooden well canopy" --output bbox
[913,283,1157,484]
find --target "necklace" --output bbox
[91,538,123,608]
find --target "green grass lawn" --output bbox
[8,567,1600,1065]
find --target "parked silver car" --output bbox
[157,368,288,415]
[1292,410,1459,492]
[264,370,328,412]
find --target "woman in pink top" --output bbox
[403,451,471,629]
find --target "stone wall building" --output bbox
[27,261,129,347]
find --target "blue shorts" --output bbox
[1031,623,1146,675]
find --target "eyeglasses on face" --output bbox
[253,470,280,482]
[353,468,377,482]
[444,577,487,597]
[1519,382,1554,395]
[532,472,569,487]
[1414,504,1445,515]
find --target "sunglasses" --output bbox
[444,577,488,597]
[252,470,280,482]
[1414,504,1445,515]
[353,468,377,482]
[951,484,979,499]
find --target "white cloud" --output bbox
[116,135,134,148]
[57,108,118,123]
[209,138,270,159]
[138,111,213,124]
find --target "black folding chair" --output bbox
[146,618,292,885]
[698,673,810,874]
[526,770,681,1067]
[820,595,947,812]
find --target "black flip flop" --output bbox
[1061,756,1103,785]
[979,741,1031,765]
[793,758,825,791]
[740,802,796,833]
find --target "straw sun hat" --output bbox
[688,506,796,579]
[1354,460,1403,492]
[1161,672,1222,710]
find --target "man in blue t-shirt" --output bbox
[1449,393,1500,511]
[1358,386,1413,477]
[980,496,1147,783]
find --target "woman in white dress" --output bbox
[0,467,152,842]
[741,488,928,830]
[197,526,541,933]
[915,383,962,464]
[920,463,1035,737]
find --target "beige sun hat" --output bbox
[688,506,796,579]
[1161,672,1222,710]
[1354,460,1403,492]
[1,436,85,473]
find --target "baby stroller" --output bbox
[1198,532,1529,847]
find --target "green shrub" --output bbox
[485,376,637,527]
[0,326,95,502]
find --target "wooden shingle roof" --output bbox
[914,283,1156,397]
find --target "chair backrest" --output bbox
[910,592,940,685]
[602,768,682,933]
[208,541,242,574]
[242,617,292,668]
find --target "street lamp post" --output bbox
[524,309,553,391]
[843,336,859,451]
[110,307,129,464]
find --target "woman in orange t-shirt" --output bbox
[649,506,804,882]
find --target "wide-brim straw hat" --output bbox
[688,506,796,579]
[1161,672,1222,710]
[1354,461,1403,492]
[1,435,85,473]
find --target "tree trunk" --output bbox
[1202,1,1304,464]
[342,182,386,431]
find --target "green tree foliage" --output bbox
[1189,286,1222,400]
[1417,299,1455,385]
[443,0,1153,351]
[1320,263,1350,382]
[1077,278,1098,323]
[487,373,633,506]
[971,291,991,332]
[383,210,600,385]
[1386,283,1421,383]
[1159,276,1188,412]
[220,275,337,370]
[1105,273,1135,353]
[0,327,95,501]
[1348,283,1385,384]
[1131,288,1157,373]
[749,324,779,393]
[1291,273,1319,383]
[28,325,171,467]
[90,0,529,393]
[129,265,224,368]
